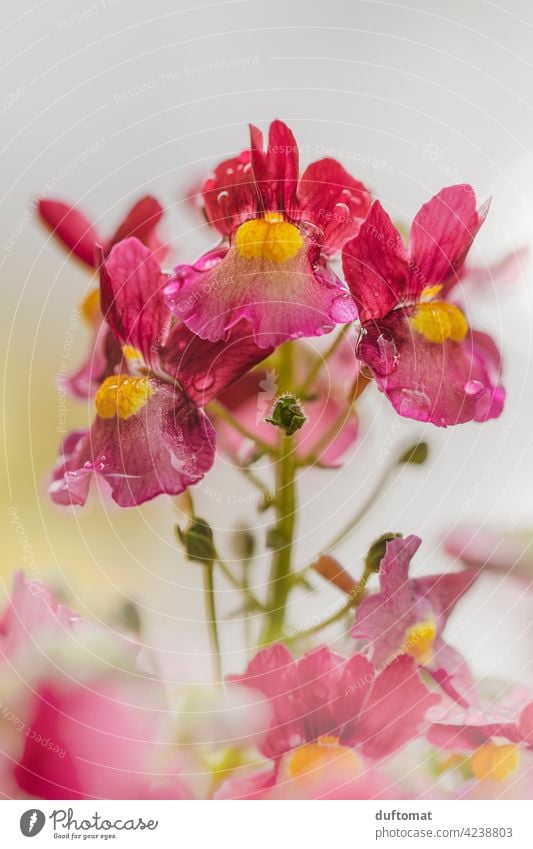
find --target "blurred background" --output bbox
[1,0,533,686]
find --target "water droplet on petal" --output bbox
[192,372,216,393]
[330,295,357,323]
[226,167,234,175]
[464,380,484,396]
[217,190,230,204]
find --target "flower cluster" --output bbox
[8,119,526,801]
[39,119,506,509]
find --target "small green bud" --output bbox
[265,393,306,437]
[266,526,289,550]
[230,525,256,560]
[176,517,216,564]
[365,532,403,574]
[398,442,429,465]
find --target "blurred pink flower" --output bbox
[0,573,191,800]
[217,643,438,799]
[352,535,477,706]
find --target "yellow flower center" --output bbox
[285,736,358,779]
[95,375,154,420]
[470,743,519,782]
[80,288,101,325]
[410,300,468,344]
[235,212,303,263]
[402,619,437,664]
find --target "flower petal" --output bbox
[355,656,440,759]
[63,321,122,399]
[343,201,411,322]
[408,184,488,288]
[352,536,421,668]
[165,244,357,349]
[38,199,100,268]
[202,148,259,236]
[100,238,172,370]
[160,323,273,407]
[106,195,166,259]
[49,381,215,507]
[358,311,505,426]
[250,119,299,215]
[297,158,371,252]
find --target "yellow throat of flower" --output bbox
[402,619,437,664]
[285,736,359,780]
[410,286,468,344]
[235,212,303,263]
[95,375,154,420]
[470,743,519,782]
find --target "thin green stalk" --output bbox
[203,562,222,683]
[284,567,372,643]
[261,434,297,643]
[216,557,265,612]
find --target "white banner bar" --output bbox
[1,799,531,848]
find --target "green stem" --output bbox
[284,567,371,643]
[203,562,222,683]
[216,557,265,612]
[261,434,297,643]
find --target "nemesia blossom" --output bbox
[39,195,167,399]
[214,335,359,466]
[216,643,439,799]
[427,693,533,796]
[342,185,505,426]
[0,573,191,800]
[49,238,271,507]
[352,535,477,706]
[164,119,371,348]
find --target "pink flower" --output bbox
[427,693,533,794]
[164,120,371,349]
[352,535,477,706]
[49,238,271,507]
[214,336,359,466]
[39,195,168,400]
[342,185,505,426]
[216,643,438,799]
[444,524,533,589]
[0,574,190,800]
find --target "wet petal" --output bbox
[409,185,488,288]
[297,158,371,253]
[343,201,411,322]
[165,243,357,349]
[49,381,215,507]
[202,149,259,236]
[357,311,505,426]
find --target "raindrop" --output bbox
[217,190,230,204]
[464,380,484,396]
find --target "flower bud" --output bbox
[398,441,429,465]
[265,393,306,436]
[176,517,216,565]
[365,532,403,574]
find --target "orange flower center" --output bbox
[470,743,519,782]
[402,619,437,664]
